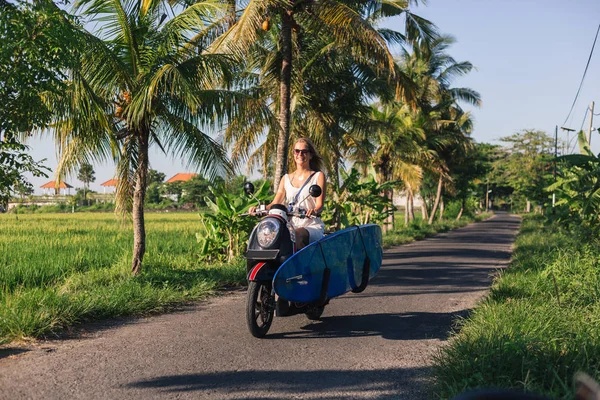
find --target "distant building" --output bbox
[165,173,197,183]
[100,179,118,193]
[40,180,73,196]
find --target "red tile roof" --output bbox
[100,179,119,187]
[40,180,73,189]
[166,173,197,183]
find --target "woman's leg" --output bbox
[295,227,310,250]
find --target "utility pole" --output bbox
[561,126,576,153]
[588,101,595,146]
[485,182,489,212]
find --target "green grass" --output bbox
[0,210,491,345]
[433,215,600,399]
[0,213,245,344]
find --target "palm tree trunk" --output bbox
[428,174,443,225]
[273,11,293,193]
[404,193,409,226]
[387,188,394,232]
[332,155,342,230]
[408,188,415,222]
[381,186,389,235]
[421,200,428,221]
[438,199,444,221]
[225,0,236,29]
[131,133,149,275]
[456,198,464,220]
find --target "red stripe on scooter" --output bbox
[249,262,266,281]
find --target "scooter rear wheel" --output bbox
[246,281,274,338]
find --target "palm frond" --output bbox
[75,0,140,75]
[449,87,481,107]
[208,0,283,55]
[309,0,395,73]
[156,108,233,180]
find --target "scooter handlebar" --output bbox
[240,210,268,217]
[288,211,320,219]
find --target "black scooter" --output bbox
[242,182,324,338]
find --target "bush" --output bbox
[196,182,271,262]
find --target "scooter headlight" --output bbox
[257,218,280,248]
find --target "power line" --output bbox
[579,106,590,132]
[562,24,600,126]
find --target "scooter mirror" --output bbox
[243,182,255,196]
[308,184,322,198]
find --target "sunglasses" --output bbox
[294,149,310,155]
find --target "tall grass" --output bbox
[433,215,600,399]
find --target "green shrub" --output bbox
[196,182,271,262]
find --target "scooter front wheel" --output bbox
[246,281,274,338]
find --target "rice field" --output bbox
[0,212,245,344]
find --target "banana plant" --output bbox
[196,181,271,262]
[548,130,600,229]
[322,168,397,231]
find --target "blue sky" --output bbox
[24,0,600,193]
[390,0,600,148]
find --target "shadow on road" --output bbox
[267,310,470,340]
[370,265,502,294]
[383,248,512,262]
[0,348,31,360]
[126,366,434,399]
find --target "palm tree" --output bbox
[45,0,266,274]
[396,35,481,224]
[427,107,475,223]
[213,0,435,191]
[369,102,430,228]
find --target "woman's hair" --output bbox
[294,137,324,172]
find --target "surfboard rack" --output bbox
[316,242,331,306]
[351,227,370,294]
[352,256,370,293]
[317,268,331,306]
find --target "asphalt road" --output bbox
[0,212,521,400]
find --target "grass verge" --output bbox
[433,214,600,399]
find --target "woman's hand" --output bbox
[306,208,321,217]
[249,204,270,215]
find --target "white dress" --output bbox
[283,171,325,242]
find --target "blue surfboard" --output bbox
[273,224,383,303]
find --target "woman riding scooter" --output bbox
[250,137,327,250]
[249,137,327,316]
